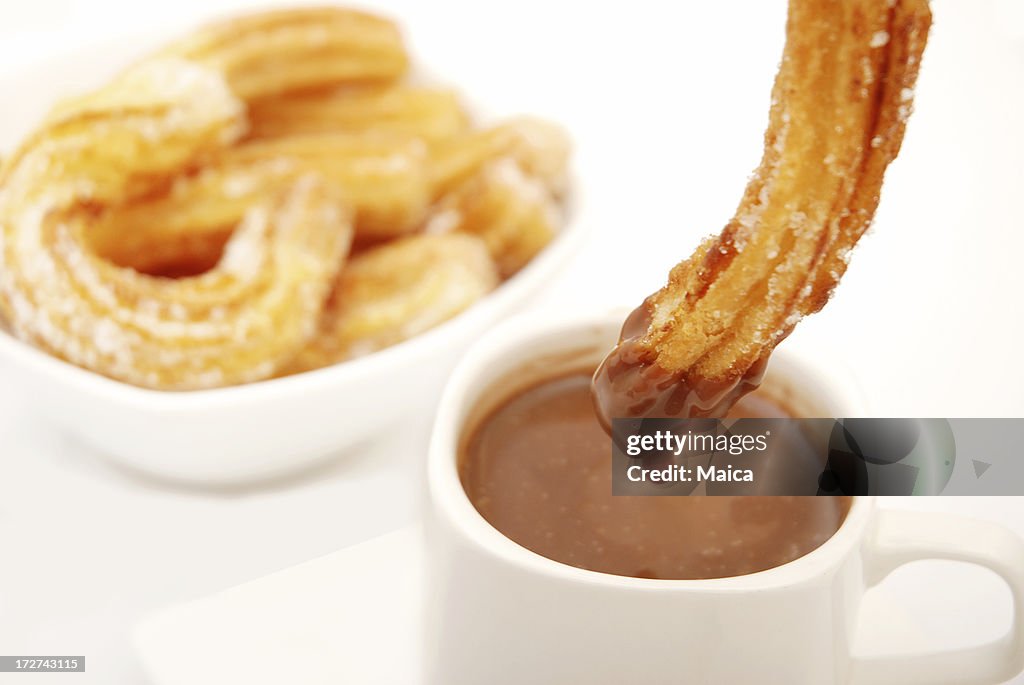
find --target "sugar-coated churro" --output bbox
[284,233,498,372]
[0,61,351,389]
[595,0,931,422]
[0,7,572,390]
[424,158,561,277]
[247,84,470,143]
[153,8,409,101]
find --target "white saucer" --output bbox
[134,525,932,685]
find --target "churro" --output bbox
[595,0,931,421]
[153,8,409,100]
[0,60,351,389]
[0,7,571,390]
[285,233,498,371]
[90,133,432,273]
[432,117,571,198]
[425,158,560,277]
[248,84,470,143]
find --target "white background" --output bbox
[0,0,1022,683]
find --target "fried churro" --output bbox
[89,133,432,274]
[284,233,498,372]
[0,61,352,389]
[0,7,571,390]
[247,85,470,143]
[594,0,931,423]
[154,8,409,100]
[424,158,561,277]
[432,117,571,198]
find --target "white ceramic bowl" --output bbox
[0,31,587,484]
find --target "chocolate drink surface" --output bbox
[460,370,850,580]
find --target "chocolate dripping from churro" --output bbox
[593,0,932,429]
[592,303,768,430]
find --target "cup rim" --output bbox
[427,307,875,591]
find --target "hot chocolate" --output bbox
[460,369,850,580]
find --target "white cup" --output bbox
[425,309,1024,685]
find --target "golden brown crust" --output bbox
[283,233,498,372]
[89,132,432,273]
[431,117,571,199]
[91,116,571,274]
[423,157,561,277]
[247,85,470,143]
[0,8,571,390]
[153,8,409,100]
[642,0,931,384]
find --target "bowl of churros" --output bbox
[0,7,583,483]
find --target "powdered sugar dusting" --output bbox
[0,55,350,389]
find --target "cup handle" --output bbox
[849,509,1024,685]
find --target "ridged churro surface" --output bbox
[595,0,931,421]
[0,7,571,389]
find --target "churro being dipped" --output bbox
[594,0,931,423]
